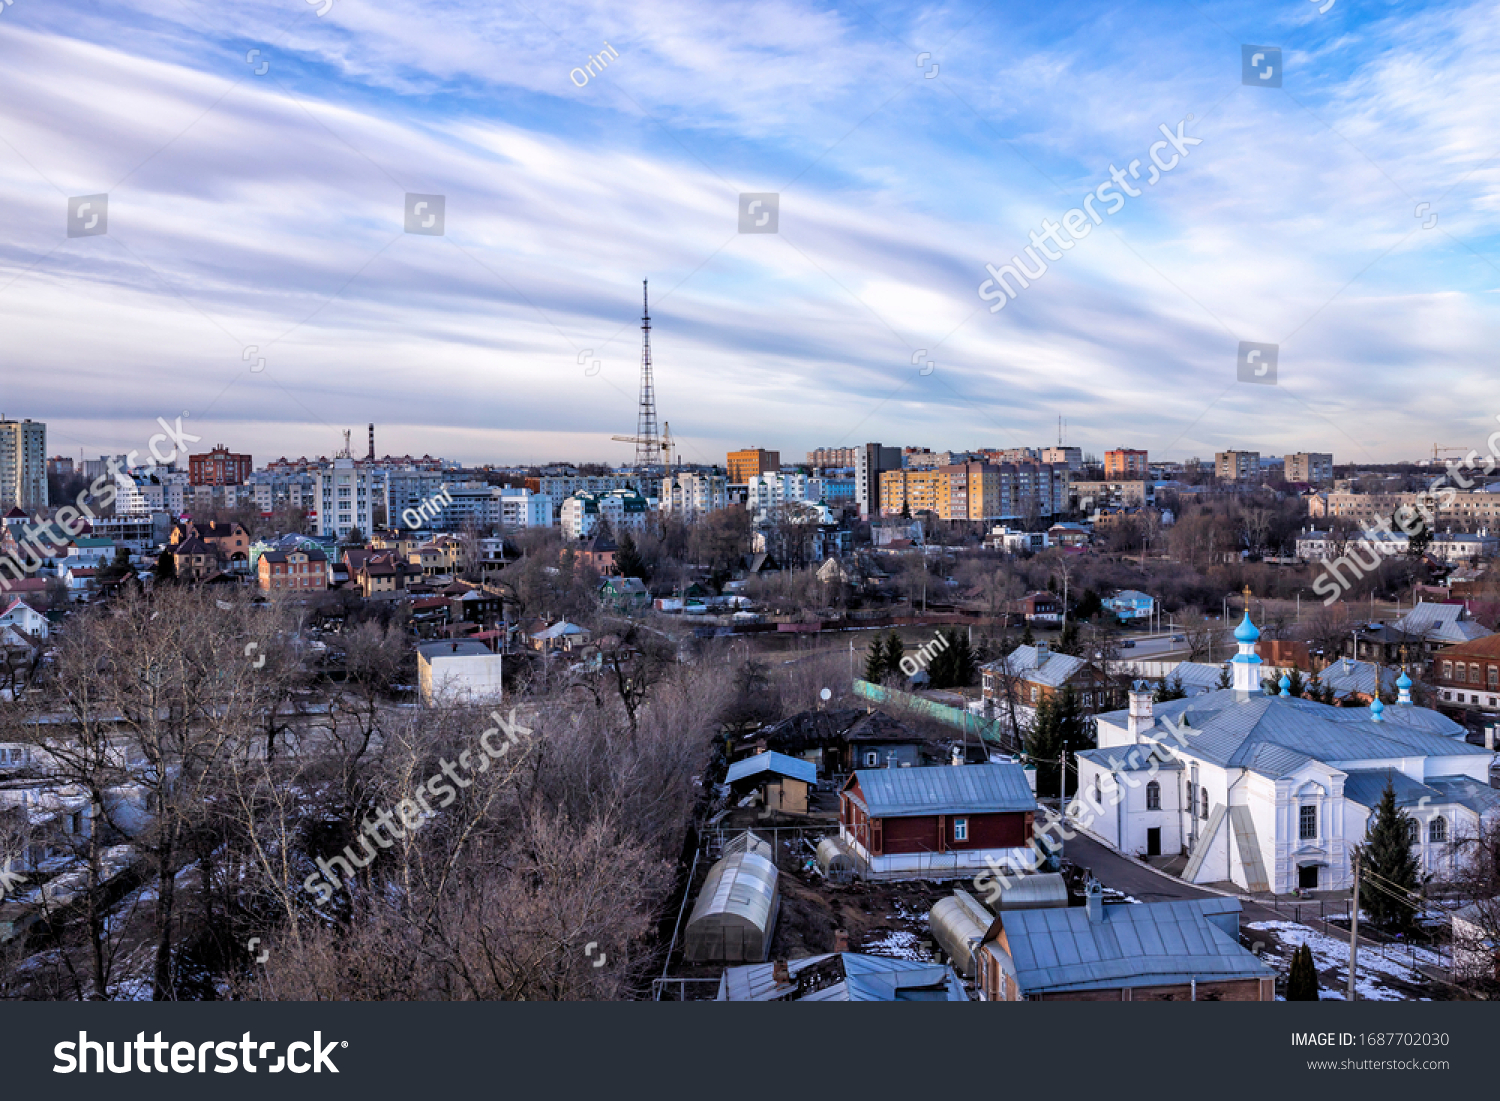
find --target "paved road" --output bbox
[1061,831,1215,903]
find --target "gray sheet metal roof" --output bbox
[1168,661,1229,690]
[726,751,816,786]
[718,952,968,1001]
[1076,744,1182,772]
[1123,692,1487,780]
[1004,898,1272,994]
[1395,602,1493,644]
[982,645,1089,689]
[1342,768,1441,810]
[1317,659,1398,699]
[1428,776,1500,816]
[851,763,1036,817]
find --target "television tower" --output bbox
[611,280,671,473]
[636,280,661,469]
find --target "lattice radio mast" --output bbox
[636,280,659,470]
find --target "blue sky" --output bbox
[1,0,1497,468]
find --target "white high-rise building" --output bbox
[315,458,383,538]
[659,471,727,519]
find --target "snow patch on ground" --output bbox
[1248,920,1431,1002]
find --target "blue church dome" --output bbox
[1233,610,1260,644]
[1397,670,1412,689]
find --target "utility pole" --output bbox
[1347,850,1361,1002]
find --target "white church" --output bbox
[1074,601,1500,893]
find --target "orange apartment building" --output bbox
[1104,449,1148,479]
[727,448,780,485]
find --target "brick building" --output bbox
[189,445,253,487]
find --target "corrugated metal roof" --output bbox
[718,952,968,1001]
[852,763,1036,817]
[726,751,817,786]
[1005,898,1272,993]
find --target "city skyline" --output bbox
[2,0,1498,467]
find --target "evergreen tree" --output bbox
[154,549,177,585]
[1025,693,1063,797]
[1286,944,1319,1000]
[1286,665,1306,698]
[1154,675,1187,702]
[863,635,888,683]
[884,631,905,680]
[614,532,649,580]
[927,632,956,688]
[951,631,977,687]
[1074,588,1102,621]
[1307,672,1327,704]
[1216,664,1232,689]
[1056,617,1081,656]
[1357,782,1421,934]
[1026,684,1094,798]
[1020,620,1035,646]
[975,634,994,666]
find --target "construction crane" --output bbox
[612,421,673,476]
[1433,444,1467,462]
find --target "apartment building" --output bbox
[855,442,903,519]
[560,489,651,539]
[807,446,859,468]
[879,468,944,516]
[315,458,382,538]
[1215,450,1261,482]
[1284,452,1333,486]
[880,462,1068,521]
[659,471,728,519]
[189,445,252,486]
[1040,446,1083,471]
[0,419,47,511]
[1104,448,1148,479]
[726,448,780,485]
[747,472,825,519]
[529,473,646,521]
[1070,480,1151,509]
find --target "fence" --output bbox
[852,680,1010,749]
[1262,895,1451,972]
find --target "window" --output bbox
[1299,804,1317,840]
[1406,819,1421,846]
[1030,687,1039,704]
[1146,780,1160,810]
[1094,775,1102,804]
[1473,664,1484,685]
[953,817,968,842]
[1429,816,1447,843]
[1201,789,1209,819]
[865,751,880,767]
[1443,661,1454,680]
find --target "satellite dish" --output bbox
[820,688,832,701]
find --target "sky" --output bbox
[1,0,1498,470]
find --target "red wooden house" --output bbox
[837,763,1037,880]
